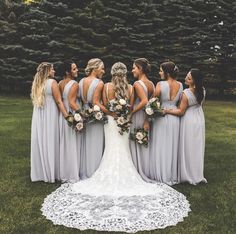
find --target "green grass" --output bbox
[0,96,236,234]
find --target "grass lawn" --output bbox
[0,96,236,234]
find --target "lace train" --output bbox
[41,183,190,233]
[41,117,190,232]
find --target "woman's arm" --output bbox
[131,82,148,115]
[102,83,109,106]
[51,80,68,118]
[68,82,81,111]
[93,81,111,115]
[102,83,117,117]
[163,92,188,116]
[129,84,135,111]
[154,82,161,97]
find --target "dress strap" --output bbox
[106,83,110,101]
[87,78,100,103]
[64,80,76,98]
[137,80,148,95]
[128,84,133,99]
[46,79,54,95]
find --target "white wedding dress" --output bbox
[41,116,190,233]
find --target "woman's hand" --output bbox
[111,112,118,119]
[143,119,150,131]
[65,114,74,126]
[162,109,169,115]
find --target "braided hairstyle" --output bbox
[111,62,130,100]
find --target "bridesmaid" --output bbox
[150,61,183,185]
[130,58,155,182]
[79,58,106,179]
[30,62,68,183]
[58,60,81,183]
[164,68,207,185]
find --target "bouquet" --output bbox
[145,97,164,121]
[107,98,132,135]
[80,104,108,125]
[129,128,148,147]
[66,110,84,132]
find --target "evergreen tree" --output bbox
[0,0,235,96]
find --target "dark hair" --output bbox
[160,61,179,79]
[190,68,204,104]
[58,60,74,77]
[134,58,151,75]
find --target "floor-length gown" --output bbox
[78,78,104,179]
[41,110,190,232]
[178,88,207,184]
[59,80,81,183]
[150,81,183,185]
[130,80,154,182]
[31,79,60,182]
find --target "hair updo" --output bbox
[85,58,104,76]
[160,61,179,79]
[134,58,151,75]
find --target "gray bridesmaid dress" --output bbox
[79,78,104,179]
[130,80,154,182]
[178,88,207,184]
[59,80,81,183]
[30,79,60,182]
[150,80,183,185]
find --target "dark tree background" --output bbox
[0,0,235,97]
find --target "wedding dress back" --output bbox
[72,83,154,196]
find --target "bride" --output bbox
[41,62,190,233]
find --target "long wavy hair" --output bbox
[31,62,52,107]
[111,62,129,100]
[190,68,204,104]
[85,58,104,76]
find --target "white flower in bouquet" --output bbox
[136,132,144,140]
[109,99,116,105]
[88,108,94,113]
[119,99,126,105]
[95,112,103,120]
[156,101,161,109]
[76,122,83,131]
[117,116,125,125]
[93,105,100,112]
[145,107,154,115]
[126,122,131,127]
[74,113,82,122]
[138,140,143,144]
[115,104,122,110]
[149,97,156,103]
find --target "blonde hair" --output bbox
[85,58,104,76]
[111,62,129,100]
[31,62,52,107]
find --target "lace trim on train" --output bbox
[41,183,190,233]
